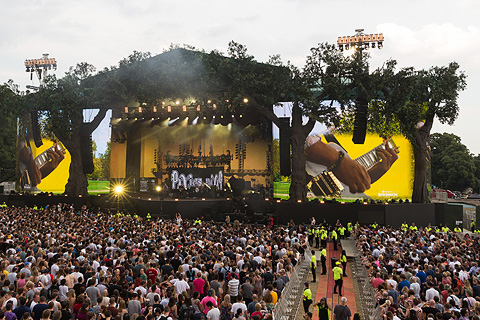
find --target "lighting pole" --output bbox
[337,29,384,144]
[24,53,57,87]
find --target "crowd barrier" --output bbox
[351,242,381,320]
[273,245,312,320]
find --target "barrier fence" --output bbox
[273,245,312,320]
[350,243,382,320]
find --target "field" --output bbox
[87,180,110,194]
[274,182,291,199]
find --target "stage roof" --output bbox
[83,48,292,111]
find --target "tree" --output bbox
[34,63,120,195]
[0,82,19,182]
[99,142,111,181]
[430,133,476,191]
[370,62,467,202]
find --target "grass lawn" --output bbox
[87,180,110,194]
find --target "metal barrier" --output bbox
[273,246,312,320]
[350,245,382,320]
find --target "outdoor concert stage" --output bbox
[1,193,477,229]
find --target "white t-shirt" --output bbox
[207,307,220,320]
[231,302,247,317]
[174,280,190,295]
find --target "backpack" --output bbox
[179,305,195,320]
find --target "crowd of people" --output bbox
[0,204,310,320]
[356,222,480,320]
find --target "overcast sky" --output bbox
[1,0,480,155]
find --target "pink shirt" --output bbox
[372,278,384,289]
[200,296,217,314]
[193,278,205,293]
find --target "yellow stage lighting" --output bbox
[114,185,124,194]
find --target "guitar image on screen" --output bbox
[19,142,66,188]
[306,138,399,198]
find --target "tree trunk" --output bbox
[55,108,108,196]
[289,102,315,201]
[412,141,430,203]
[411,115,434,203]
[64,134,89,196]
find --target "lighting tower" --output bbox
[24,53,57,87]
[337,29,384,144]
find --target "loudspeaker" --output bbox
[352,102,368,144]
[30,111,43,148]
[279,117,291,176]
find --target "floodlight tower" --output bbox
[24,53,57,88]
[337,29,384,144]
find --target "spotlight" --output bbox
[372,42,376,48]
[243,98,249,103]
[155,186,161,192]
[378,42,383,49]
[114,185,124,194]
[297,199,302,203]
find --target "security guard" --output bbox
[401,221,409,232]
[331,229,338,251]
[442,225,450,233]
[371,222,377,229]
[340,250,348,277]
[320,228,328,248]
[333,261,343,295]
[314,297,331,320]
[338,225,346,239]
[310,250,317,282]
[347,221,353,238]
[454,225,462,233]
[320,246,327,275]
[303,282,313,313]
[471,219,476,232]
[425,224,432,233]
[314,227,320,248]
[409,223,418,231]
[146,212,151,221]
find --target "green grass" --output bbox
[274,182,291,200]
[87,180,110,194]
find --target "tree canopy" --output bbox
[430,133,476,192]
